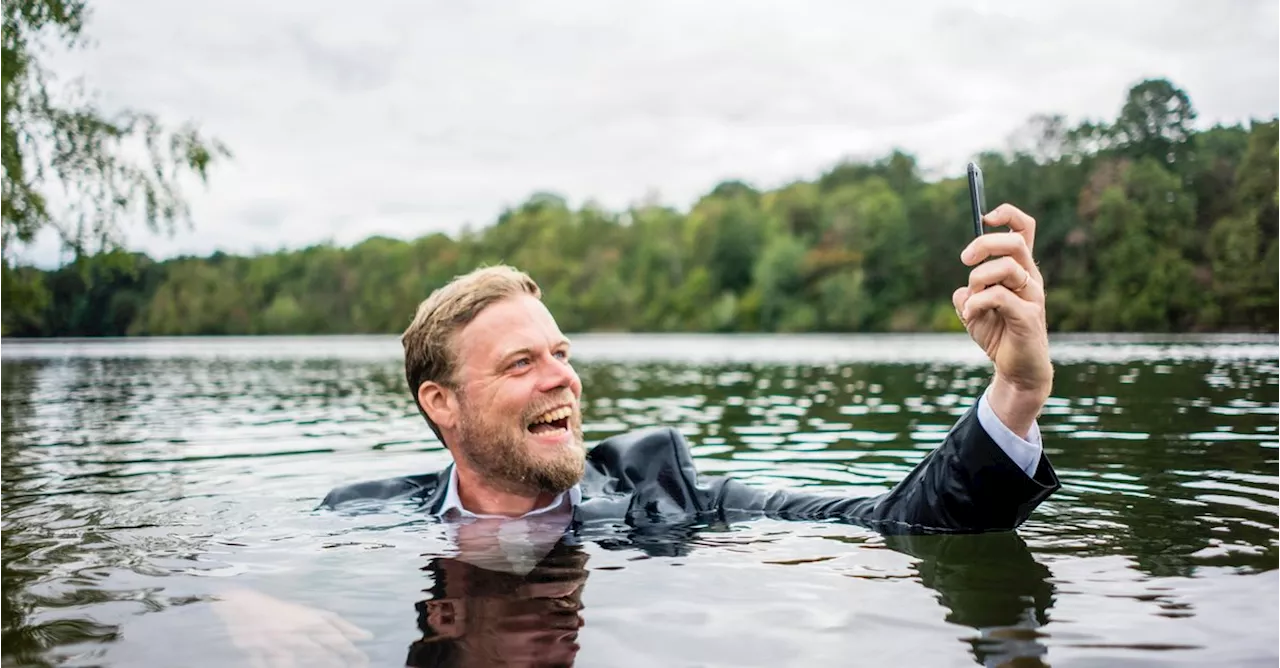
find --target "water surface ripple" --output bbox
[2,334,1276,667]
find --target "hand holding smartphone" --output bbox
[967,162,985,238]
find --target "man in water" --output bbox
[323,203,1059,534]
[217,203,1059,666]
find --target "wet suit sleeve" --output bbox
[710,401,1060,533]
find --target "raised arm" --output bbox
[713,203,1058,533]
[953,203,1054,439]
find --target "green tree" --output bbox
[762,182,821,243]
[686,187,769,296]
[0,261,49,334]
[626,204,688,330]
[5,77,1276,337]
[1112,78,1197,166]
[1234,121,1280,214]
[1087,159,1203,331]
[1185,124,1251,234]
[2,0,229,260]
[1206,121,1279,329]
[820,176,914,325]
[753,233,806,331]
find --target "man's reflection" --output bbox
[406,540,588,668]
[400,526,1055,668]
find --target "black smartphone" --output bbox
[966,162,985,237]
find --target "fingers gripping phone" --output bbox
[967,162,985,237]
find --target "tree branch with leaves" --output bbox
[1,0,230,262]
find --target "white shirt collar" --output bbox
[438,463,582,521]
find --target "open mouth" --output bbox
[527,406,572,435]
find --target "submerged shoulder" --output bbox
[591,426,688,452]
[586,426,695,470]
[581,426,715,504]
[319,472,441,509]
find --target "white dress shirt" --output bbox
[439,464,583,521]
[975,386,1043,477]
[438,466,582,575]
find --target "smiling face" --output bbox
[434,294,586,496]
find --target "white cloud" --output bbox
[19,0,1279,267]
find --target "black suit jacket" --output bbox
[321,403,1060,534]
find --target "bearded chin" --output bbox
[456,410,586,497]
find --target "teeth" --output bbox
[531,406,572,425]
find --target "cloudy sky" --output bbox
[22,0,1279,266]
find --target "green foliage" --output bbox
[1078,159,1205,331]
[1113,78,1197,165]
[754,233,807,331]
[0,262,49,334]
[2,0,229,261]
[1205,120,1280,329]
[3,78,1277,336]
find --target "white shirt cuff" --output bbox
[976,388,1043,478]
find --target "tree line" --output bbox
[2,78,1276,337]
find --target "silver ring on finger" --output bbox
[1013,271,1031,293]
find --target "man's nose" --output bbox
[536,353,578,392]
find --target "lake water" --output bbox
[2,334,1277,667]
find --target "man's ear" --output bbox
[418,381,459,430]
[425,599,465,638]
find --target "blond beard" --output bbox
[454,395,586,497]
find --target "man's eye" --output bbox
[511,358,531,369]
[554,351,570,361]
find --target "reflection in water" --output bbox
[410,539,589,668]
[886,532,1054,667]
[404,528,1057,668]
[5,361,126,661]
[2,360,48,665]
[0,335,1276,666]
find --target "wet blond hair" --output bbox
[401,265,542,446]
